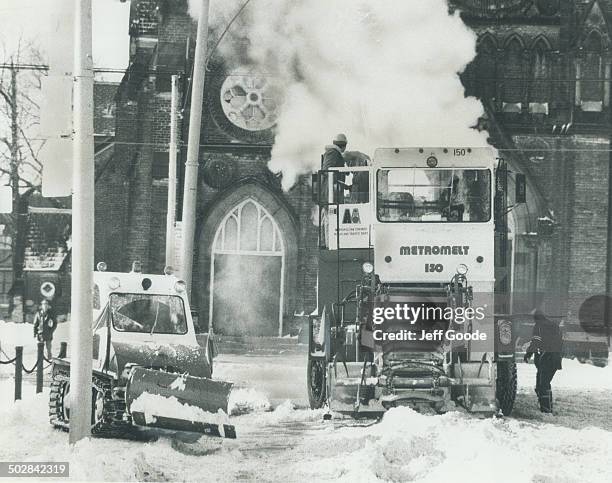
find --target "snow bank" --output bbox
[0,320,36,349]
[0,320,70,374]
[293,407,612,482]
[519,356,612,391]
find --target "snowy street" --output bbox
[0,326,611,483]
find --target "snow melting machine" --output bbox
[308,147,517,417]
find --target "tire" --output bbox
[496,360,517,416]
[307,359,327,409]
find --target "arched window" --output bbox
[530,39,551,105]
[503,37,526,110]
[213,199,284,254]
[582,32,604,107]
[210,199,285,336]
[476,36,497,100]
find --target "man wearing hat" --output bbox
[322,133,348,170]
[523,309,563,413]
[33,299,58,359]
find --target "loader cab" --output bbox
[89,268,212,378]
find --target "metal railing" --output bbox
[0,342,67,400]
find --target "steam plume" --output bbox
[190,0,488,189]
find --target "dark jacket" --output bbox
[526,314,563,370]
[321,145,345,170]
[33,310,57,341]
[320,145,346,203]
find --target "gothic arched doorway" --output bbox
[209,198,285,336]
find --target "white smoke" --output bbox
[190,0,488,189]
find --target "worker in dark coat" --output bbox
[321,133,347,170]
[523,309,563,413]
[320,134,348,204]
[33,299,58,359]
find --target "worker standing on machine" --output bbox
[322,133,348,170]
[524,309,563,413]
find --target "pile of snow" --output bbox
[519,356,612,391]
[553,357,612,390]
[228,387,271,415]
[130,393,230,426]
[294,407,612,482]
[0,320,37,349]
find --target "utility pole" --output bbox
[9,60,18,220]
[8,61,21,296]
[181,0,210,294]
[69,0,94,444]
[166,75,179,269]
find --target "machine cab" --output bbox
[90,267,213,378]
[372,147,495,288]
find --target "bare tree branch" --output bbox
[17,125,42,169]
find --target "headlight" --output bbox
[108,277,120,290]
[362,262,374,274]
[498,320,512,345]
[164,265,174,275]
[175,280,186,292]
[456,263,468,275]
[96,261,107,272]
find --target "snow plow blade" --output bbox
[130,412,236,439]
[125,367,235,437]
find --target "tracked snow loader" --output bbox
[308,147,517,417]
[49,266,236,438]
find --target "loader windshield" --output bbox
[377,168,491,222]
[110,293,188,335]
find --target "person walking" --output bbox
[33,299,58,359]
[523,309,563,413]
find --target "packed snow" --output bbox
[130,393,230,427]
[0,351,611,482]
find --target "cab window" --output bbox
[377,168,491,222]
[110,293,188,334]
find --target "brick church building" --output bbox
[94,0,611,343]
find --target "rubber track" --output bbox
[49,365,131,438]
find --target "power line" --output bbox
[4,62,612,82]
[16,138,612,152]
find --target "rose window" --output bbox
[220,72,280,131]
